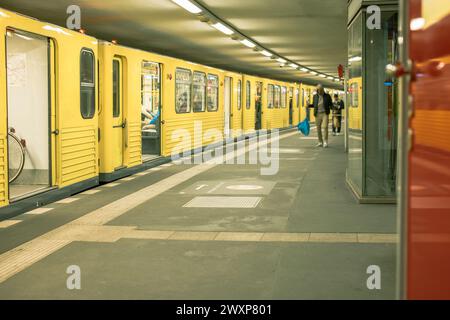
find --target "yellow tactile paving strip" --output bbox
[0,220,21,228]
[0,131,298,284]
[124,229,398,244]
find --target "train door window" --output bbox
[296,89,299,108]
[80,49,95,119]
[302,89,305,106]
[207,74,219,112]
[6,29,52,200]
[245,80,251,109]
[237,80,242,110]
[175,68,191,113]
[141,61,161,158]
[274,85,280,108]
[281,86,287,108]
[112,59,121,118]
[192,71,206,112]
[268,84,274,108]
[112,58,124,169]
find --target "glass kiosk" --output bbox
[346,0,399,203]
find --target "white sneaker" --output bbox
[323,142,328,148]
[332,132,336,136]
[316,142,323,147]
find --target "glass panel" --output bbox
[175,68,191,113]
[141,61,160,134]
[112,60,120,118]
[193,71,206,112]
[274,85,280,108]
[245,80,251,109]
[141,61,161,157]
[207,74,219,112]
[347,13,363,193]
[268,84,274,109]
[80,49,95,119]
[364,11,398,197]
[281,86,287,108]
[237,80,242,110]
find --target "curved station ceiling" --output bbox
[0,0,347,88]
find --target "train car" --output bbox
[0,8,99,216]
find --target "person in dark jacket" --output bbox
[332,94,345,135]
[310,84,333,147]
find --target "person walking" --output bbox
[311,84,333,148]
[332,94,344,136]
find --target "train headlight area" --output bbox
[0,0,449,304]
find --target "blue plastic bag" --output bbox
[297,117,310,136]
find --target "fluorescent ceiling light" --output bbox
[172,0,202,14]
[319,74,327,78]
[212,22,234,35]
[260,50,272,57]
[410,17,425,31]
[240,39,255,48]
[300,67,308,72]
[277,58,287,63]
[349,56,362,62]
[0,11,9,18]
[310,71,318,75]
[327,76,334,80]
[289,63,298,69]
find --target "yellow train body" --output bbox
[0,7,327,213]
[0,8,99,208]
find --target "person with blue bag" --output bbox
[311,84,333,148]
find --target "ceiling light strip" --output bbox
[171,0,339,83]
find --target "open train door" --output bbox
[396,0,450,299]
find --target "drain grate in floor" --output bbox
[183,196,262,208]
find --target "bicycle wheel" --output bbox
[8,132,25,183]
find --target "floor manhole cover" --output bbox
[226,185,264,191]
[183,196,262,208]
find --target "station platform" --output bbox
[0,128,397,299]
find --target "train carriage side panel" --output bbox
[0,8,99,210]
[161,59,225,157]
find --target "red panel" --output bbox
[407,1,450,299]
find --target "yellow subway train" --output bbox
[0,8,328,215]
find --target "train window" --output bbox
[274,85,280,108]
[237,80,242,110]
[112,59,121,118]
[193,71,206,112]
[267,84,274,109]
[207,74,219,112]
[281,86,287,108]
[245,80,251,109]
[302,89,305,106]
[175,68,191,113]
[296,89,300,108]
[80,49,95,119]
[141,61,161,127]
